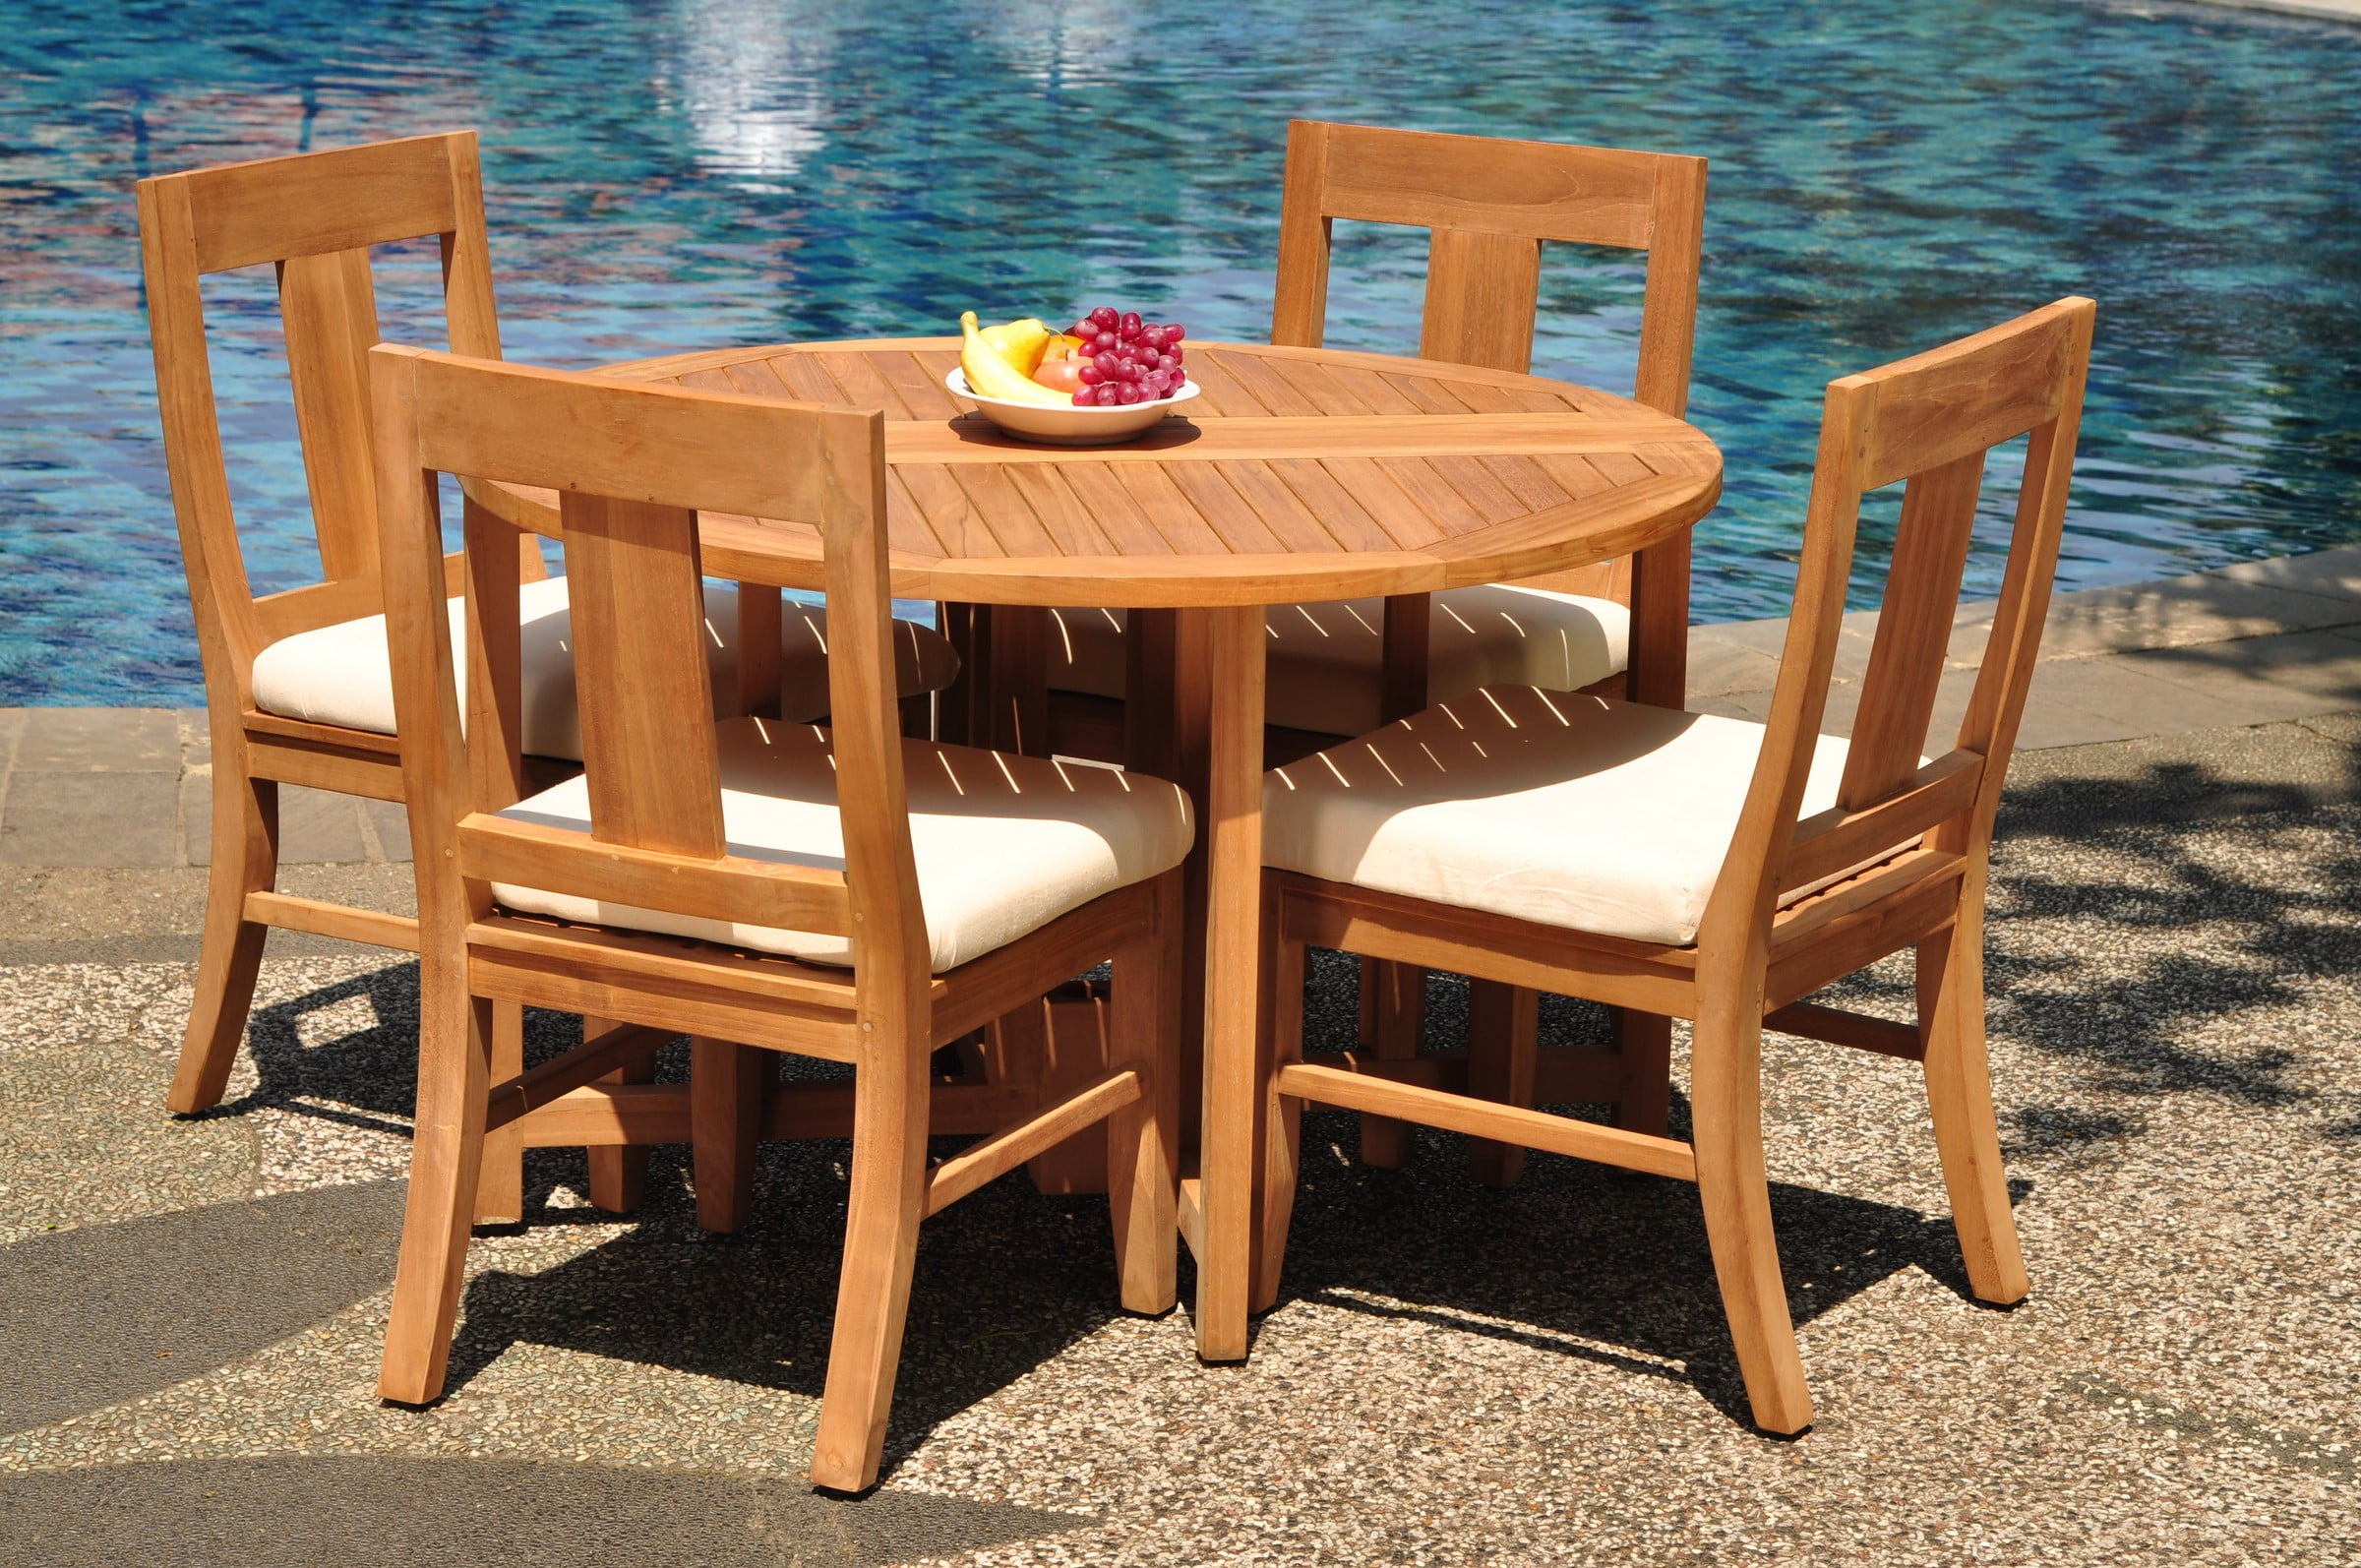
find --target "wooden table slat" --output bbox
[945,462,1064,560]
[1477,453,1578,514]
[768,351,848,407]
[1167,350,1265,417]
[1316,362,1425,415]
[1001,465,1120,558]
[1204,347,1325,418]
[1211,459,1361,557]
[1421,454,1530,525]
[1057,462,1180,557]
[1255,354,1380,417]
[1113,462,1238,557]
[1260,458,1410,554]
[815,350,916,421]
[723,358,795,402]
[1395,371,1483,415]
[1159,464,1295,556]
[1315,456,1454,550]
[1530,452,1616,503]
[1367,455,1496,538]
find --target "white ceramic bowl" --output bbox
[943,367,1200,446]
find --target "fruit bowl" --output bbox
[944,367,1201,447]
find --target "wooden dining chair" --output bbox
[367,343,1187,1492]
[1046,120,1706,741]
[137,134,959,1214]
[1221,298,2095,1435]
[1026,122,1713,1178]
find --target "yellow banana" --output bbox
[959,312,1071,406]
[978,316,1052,374]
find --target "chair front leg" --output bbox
[1918,910,2028,1304]
[1688,970,1812,1435]
[169,759,277,1115]
[380,985,495,1406]
[811,1028,931,1492]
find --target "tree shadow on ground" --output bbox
[1811,748,2361,1125]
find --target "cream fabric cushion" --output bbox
[492,717,1194,974]
[249,579,960,760]
[1262,686,1915,947]
[1048,586,1627,737]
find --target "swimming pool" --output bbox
[4,0,2357,704]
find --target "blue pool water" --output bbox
[4,0,2358,704]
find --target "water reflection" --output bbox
[1,0,2356,703]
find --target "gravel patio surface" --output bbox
[1,714,2355,1565]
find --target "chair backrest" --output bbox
[1271,120,1706,413]
[1709,297,2097,935]
[137,132,506,711]
[367,344,926,1009]
[1271,120,1705,610]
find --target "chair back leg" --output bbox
[379,986,496,1405]
[1607,1006,1675,1137]
[168,761,278,1115]
[1917,909,2030,1304]
[691,1037,766,1234]
[1357,956,1423,1167]
[1688,959,1814,1435]
[1467,980,1541,1187]
[582,1013,658,1212]
[471,1001,527,1225]
[1106,874,1183,1314]
[1252,897,1307,1317]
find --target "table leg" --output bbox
[1125,609,1212,1126]
[1193,604,1265,1362]
[1627,534,1691,708]
[1620,536,1691,1130]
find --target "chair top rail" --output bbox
[1297,121,1700,251]
[154,132,478,275]
[389,346,868,526]
[1839,300,2088,493]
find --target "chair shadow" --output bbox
[435,1130,1141,1480]
[1251,1104,2010,1430]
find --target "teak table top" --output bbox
[484,336,1722,607]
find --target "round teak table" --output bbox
[492,334,1723,1360]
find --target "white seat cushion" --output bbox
[492,717,1194,974]
[250,578,959,760]
[1262,686,1913,947]
[1048,586,1628,736]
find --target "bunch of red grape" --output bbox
[1066,307,1187,406]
